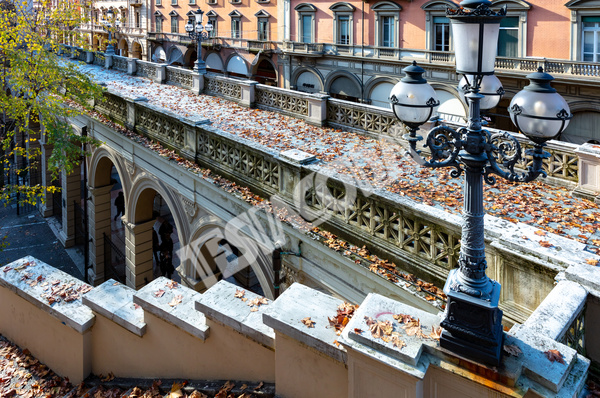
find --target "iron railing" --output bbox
[103,232,126,284]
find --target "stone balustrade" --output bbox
[0,256,594,397]
[62,48,600,199]
[92,86,600,327]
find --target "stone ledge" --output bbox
[133,277,208,340]
[564,262,600,295]
[195,280,275,349]
[0,256,95,334]
[262,283,347,364]
[341,293,441,368]
[520,280,587,341]
[506,324,581,393]
[81,279,146,337]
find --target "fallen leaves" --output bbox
[301,317,316,328]
[165,280,179,290]
[538,240,553,248]
[544,349,565,364]
[328,302,359,335]
[586,258,599,266]
[503,344,522,357]
[247,296,268,312]
[154,289,166,298]
[234,289,245,298]
[168,295,183,307]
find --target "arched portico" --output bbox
[87,147,129,285]
[182,216,275,298]
[125,176,189,289]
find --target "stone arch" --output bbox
[251,56,277,85]
[153,45,167,63]
[88,146,129,193]
[118,38,129,57]
[131,41,143,60]
[185,215,275,298]
[325,70,362,102]
[127,175,189,242]
[491,0,531,9]
[183,47,197,68]
[365,76,399,109]
[225,53,250,77]
[206,51,225,72]
[167,46,184,66]
[292,66,324,93]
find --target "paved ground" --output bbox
[0,202,84,281]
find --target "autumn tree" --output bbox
[0,0,103,206]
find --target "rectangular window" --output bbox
[171,0,177,5]
[135,12,141,28]
[231,19,240,38]
[338,16,349,45]
[171,16,178,33]
[209,18,217,37]
[189,0,196,4]
[155,0,161,6]
[155,17,162,32]
[301,15,312,43]
[498,16,519,57]
[258,19,268,41]
[381,16,394,47]
[582,16,600,62]
[434,16,450,52]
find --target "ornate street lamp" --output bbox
[390,0,572,366]
[101,9,121,56]
[185,10,213,74]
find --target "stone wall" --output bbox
[0,256,592,397]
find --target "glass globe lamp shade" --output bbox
[205,23,213,32]
[448,1,505,75]
[185,22,193,32]
[106,9,114,19]
[458,74,504,110]
[509,68,572,144]
[196,23,204,32]
[389,62,439,125]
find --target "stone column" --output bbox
[306,93,330,126]
[58,164,81,248]
[124,219,155,289]
[88,184,114,285]
[239,80,258,108]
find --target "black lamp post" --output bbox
[185,10,213,74]
[389,0,572,366]
[101,9,121,56]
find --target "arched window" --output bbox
[372,1,402,48]
[330,2,356,45]
[295,4,316,43]
[566,0,600,61]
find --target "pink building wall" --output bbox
[290,0,575,61]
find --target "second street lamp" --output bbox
[185,10,213,74]
[101,9,121,56]
[390,0,572,366]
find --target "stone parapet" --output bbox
[574,142,600,203]
[0,256,593,396]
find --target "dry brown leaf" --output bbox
[429,326,442,341]
[154,289,165,298]
[586,258,599,266]
[503,344,522,357]
[165,280,178,290]
[544,349,565,364]
[168,294,183,307]
[539,240,553,248]
[189,391,208,398]
[534,230,547,236]
[234,289,245,298]
[254,381,264,390]
[301,317,316,328]
[391,335,406,349]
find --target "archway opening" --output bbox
[329,75,361,103]
[184,48,197,69]
[186,226,268,296]
[253,59,277,86]
[226,55,249,78]
[295,70,322,94]
[118,38,129,57]
[561,111,600,144]
[133,187,182,284]
[206,52,224,74]
[434,89,466,123]
[131,42,142,60]
[369,82,395,109]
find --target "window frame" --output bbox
[169,11,179,33]
[422,1,456,52]
[372,1,401,48]
[330,2,355,46]
[229,10,242,39]
[255,10,271,41]
[206,11,218,37]
[295,3,316,44]
[566,0,600,61]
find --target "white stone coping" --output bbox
[506,324,584,393]
[520,280,587,341]
[280,149,317,165]
[575,142,600,157]
[133,277,209,340]
[340,293,441,369]
[262,283,348,364]
[565,262,600,296]
[82,279,146,337]
[195,280,275,349]
[0,256,95,334]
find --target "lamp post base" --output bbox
[440,269,504,366]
